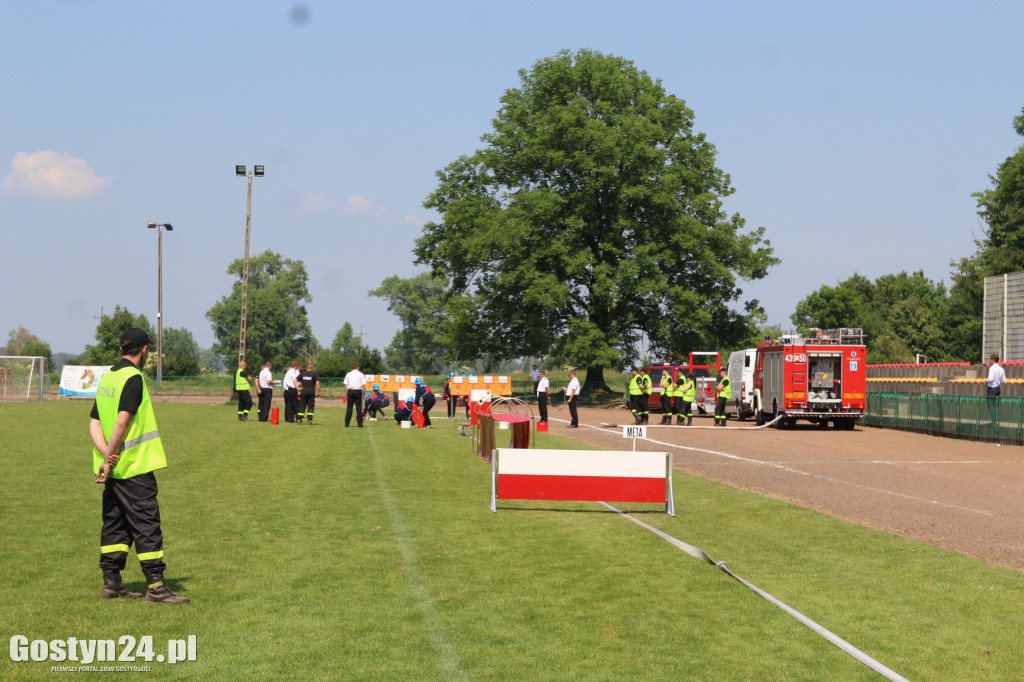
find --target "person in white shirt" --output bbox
[529,364,540,393]
[343,362,367,427]
[283,362,301,423]
[564,370,581,428]
[257,361,279,422]
[536,370,550,423]
[986,354,1006,427]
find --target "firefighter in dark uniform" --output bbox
[414,377,436,428]
[677,373,696,426]
[394,396,415,424]
[297,363,321,424]
[628,368,643,425]
[235,361,254,421]
[659,371,675,424]
[89,328,189,603]
[714,369,732,427]
[638,368,651,424]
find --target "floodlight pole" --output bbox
[147,222,173,386]
[236,165,264,364]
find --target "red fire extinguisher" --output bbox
[271,406,280,425]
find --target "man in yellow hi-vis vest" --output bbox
[714,368,732,427]
[89,328,189,604]
[235,360,255,421]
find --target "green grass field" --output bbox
[2,401,1023,680]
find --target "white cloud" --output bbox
[342,193,374,214]
[296,191,391,216]
[2,150,114,198]
[404,215,423,227]
[298,191,336,214]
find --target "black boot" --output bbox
[145,580,190,604]
[101,571,143,599]
[686,416,692,426]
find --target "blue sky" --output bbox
[2,0,1023,359]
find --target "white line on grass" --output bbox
[367,429,462,678]
[600,501,911,682]
[547,417,996,517]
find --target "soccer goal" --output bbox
[0,356,48,401]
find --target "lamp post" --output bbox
[147,222,173,386]
[235,165,264,363]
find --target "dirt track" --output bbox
[544,406,1024,572]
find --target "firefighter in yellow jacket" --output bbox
[714,368,732,427]
[89,328,189,604]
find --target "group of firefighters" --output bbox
[628,367,732,427]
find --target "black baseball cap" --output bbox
[120,327,151,349]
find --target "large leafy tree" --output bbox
[792,271,948,363]
[4,327,53,369]
[331,322,362,356]
[206,251,314,368]
[370,273,449,374]
[415,49,778,389]
[78,305,154,366]
[160,327,201,376]
[946,107,1024,361]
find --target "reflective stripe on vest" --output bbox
[681,380,696,401]
[628,375,642,395]
[717,377,732,399]
[93,366,167,479]
[235,368,251,391]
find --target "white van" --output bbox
[727,349,757,420]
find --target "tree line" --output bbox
[8,52,1022,380]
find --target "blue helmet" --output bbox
[372,383,380,391]
[414,377,422,385]
[406,396,414,403]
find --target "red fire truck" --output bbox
[645,352,721,414]
[752,328,866,429]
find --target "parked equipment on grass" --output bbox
[752,328,866,429]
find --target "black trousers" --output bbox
[100,473,166,584]
[567,395,578,426]
[446,396,457,419]
[258,389,273,421]
[346,389,363,426]
[237,390,252,417]
[538,392,548,422]
[420,394,436,426]
[987,386,1001,424]
[299,394,316,422]
[715,397,728,421]
[284,387,299,422]
[678,400,693,418]
[364,399,384,419]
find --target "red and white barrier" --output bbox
[490,449,674,515]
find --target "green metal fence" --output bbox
[865,392,1023,444]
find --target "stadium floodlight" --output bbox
[148,222,173,387]
[236,165,265,363]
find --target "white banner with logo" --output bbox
[59,365,111,397]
